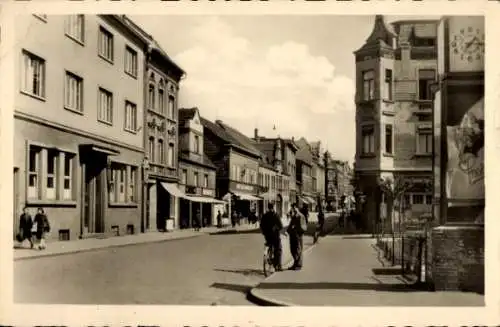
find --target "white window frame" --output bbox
[65,15,84,44]
[204,174,209,188]
[46,149,57,200]
[417,69,436,101]
[124,101,137,133]
[63,153,74,200]
[148,137,155,162]
[194,134,200,153]
[128,167,137,203]
[194,172,199,187]
[362,70,375,101]
[148,83,155,110]
[64,71,83,113]
[158,139,165,164]
[168,96,175,120]
[167,143,174,167]
[384,124,393,154]
[98,26,114,63]
[384,69,393,101]
[21,50,46,99]
[98,87,113,124]
[118,166,126,203]
[181,169,187,185]
[28,145,41,199]
[361,125,375,155]
[124,46,138,78]
[416,126,433,155]
[158,80,165,114]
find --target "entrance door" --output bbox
[83,159,105,234]
[13,168,19,239]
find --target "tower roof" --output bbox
[354,15,396,55]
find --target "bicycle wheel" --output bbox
[263,247,274,277]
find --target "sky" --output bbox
[130,15,435,163]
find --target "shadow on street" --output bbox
[210,282,252,294]
[214,268,265,277]
[209,228,260,235]
[372,267,404,275]
[342,235,374,239]
[256,281,419,292]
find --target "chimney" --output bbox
[254,128,259,142]
[215,119,223,125]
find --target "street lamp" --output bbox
[141,157,150,233]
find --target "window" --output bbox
[46,149,57,200]
[362,70,375,101]
[425,195,433,205]
[65,15,84,43]
[384,69,393,101]
[194,172,199,186]
[194,135,200,153]
[21,51,45,98]
[204,174,208,188]
[148,83,155,110]
[385,124,393,154]
[28,146,41,199]
[27,145,75,201]
[148,137,155,162]
[412,194,424,205]
[124,46,138,77]
[167,143,174,167]
[129,167,137,202]
[168,96,175,119]
[63,154,74,200]
[124,101,137,132]
[98,26,114,62]
[418,69,436,101]
[98,88,113,124]
[64,72,83,113]
[158,80,165,114]
[417,127,432,155]
[181,169,187,184]
[108,163,137,204]
[361,125,375,154]
[158,139,164,164]
[403,194,411,207]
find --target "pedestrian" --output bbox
[17,207,34,249]
[300,203,309,225]
[194,209,201,231]
[314,207,325,244]
[260,203,284,271]
[33,207,50,250]
[287,203,307,270]
[217,210,222,228]
[231,210,237,228]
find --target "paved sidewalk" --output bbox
[249,234,484,306]
[14,224,258,261]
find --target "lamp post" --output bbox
[323,151,329,211]
[141,157,150,233]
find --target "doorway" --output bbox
[156,182,169,231]
[83,157,106,234]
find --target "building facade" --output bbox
[295,138,315,211]
[178,108,220,228]
[353,15,438,232]
[13,15,147,240]
[202,119,262,220]
[253,130,294,217]
[126,22,186,232]
[309,141,326,210]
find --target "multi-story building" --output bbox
[202,119,262,219]
[252,130,295,217]
[126,19,185,232]
[309,141,326,210]
[178,108,222,228]
[295,137,316,211]
[13,15,148,240]
[353,15,438,232]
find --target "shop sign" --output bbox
[202,188,214,197]
[231,182,256,193]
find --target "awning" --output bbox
[232,191,261,201]
[160,182,190,199]
[81,144,120,156]
[187,195,226,204]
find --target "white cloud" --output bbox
[175,17,355,161]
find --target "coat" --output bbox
[288,211,307,236]
[34,213,50,239]
[19,213,33,238]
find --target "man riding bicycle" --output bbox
[260,203,284,271]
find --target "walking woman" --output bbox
[18,207,34,248]
[34,207,50,250]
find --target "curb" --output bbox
[246,238,319,306]
[14,233,205,261]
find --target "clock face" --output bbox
[450,26,485,63]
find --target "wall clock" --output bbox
[450,26,485,63]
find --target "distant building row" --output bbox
[11,14,351,241]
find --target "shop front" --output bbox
[224,181,261,222]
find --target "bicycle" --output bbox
[263,243,275,277]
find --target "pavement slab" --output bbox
[249,234,485,306]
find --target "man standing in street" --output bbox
[288,203,308,270]
[260,203,284,271]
